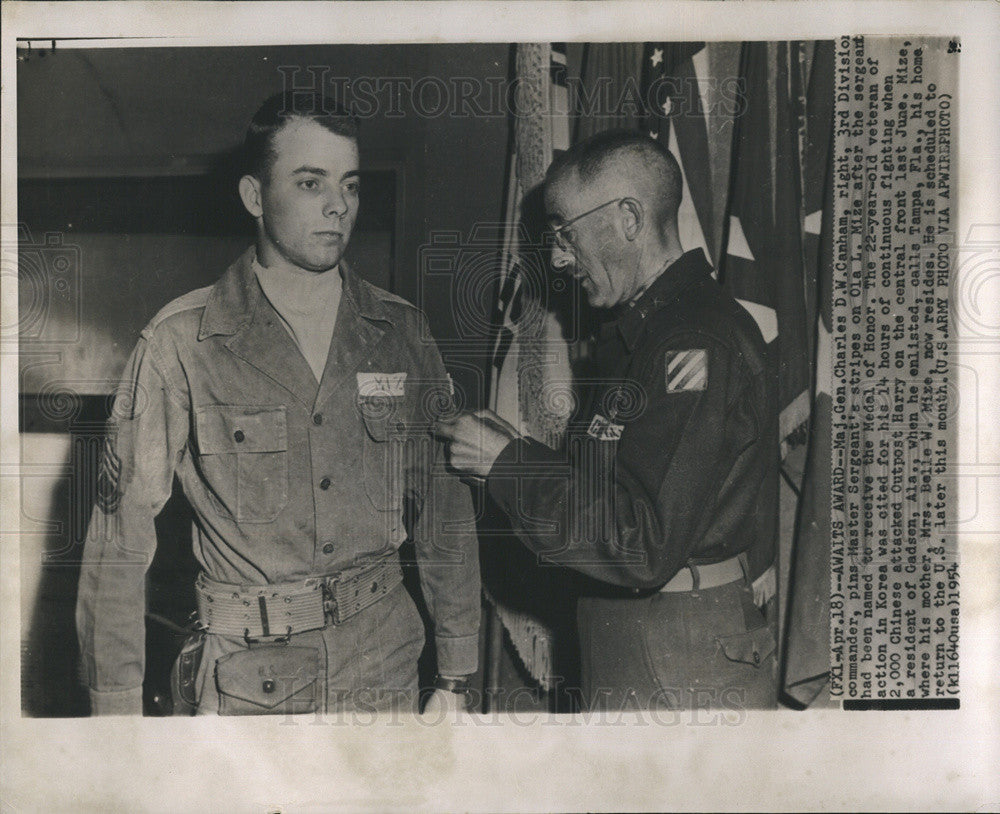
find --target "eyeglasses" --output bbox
[549,198,624,251]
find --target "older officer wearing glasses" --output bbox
[436,129,779,711]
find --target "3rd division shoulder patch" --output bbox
[664,349,708,392]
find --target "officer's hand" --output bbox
[472,409,522,439]
[433,410,518,478]
[422,688,470,718]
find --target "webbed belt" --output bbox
[195,557,403,639]
[659,554,746,592]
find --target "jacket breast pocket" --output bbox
[195,405,289,523]
[358,398,408,512]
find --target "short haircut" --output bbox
[243,91,359,181]
[546,129,683,225]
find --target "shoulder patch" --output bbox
[664,349,708,392]
[146,285,213,332]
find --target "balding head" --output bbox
[545,130,683,236]
[542,130,686,309]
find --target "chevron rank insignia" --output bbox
[96,435,123,515]
[664,349,708,392]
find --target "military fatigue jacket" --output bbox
[77,248,480,714]
[487,249,778,589]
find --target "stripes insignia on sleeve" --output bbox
[96,435,123,515]
[664,349,708,393]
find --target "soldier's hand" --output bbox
[422,688,471,718]
[433,410,518,478]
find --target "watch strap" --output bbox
[433,674,472,694]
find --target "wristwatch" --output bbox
[433,674,473,694]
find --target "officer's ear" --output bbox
[619,197,643,241]
[238,174,264,219]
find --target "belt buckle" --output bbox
[322,577,341,626]
[243,628,292,646]
[243,593,293,645]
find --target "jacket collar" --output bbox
[614,248,713,351]
[199,246,396,340]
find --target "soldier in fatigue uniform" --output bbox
[436,130,778,711]
[76,92,480,716]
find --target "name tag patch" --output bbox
[356,372,407,397]
[664,349,708,392]
[587,413,624,441]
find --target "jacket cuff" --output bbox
[434,633,479,677]
[486,438,525,511]
[89,686,143,716]
[486,438,552,515]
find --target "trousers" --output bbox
[577,578,778,711]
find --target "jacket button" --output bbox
[262,679,276,694]
[322,542,334,555]
[233,430,245,443]
[320,477,331,490]
[395,422,405,433]
[313,413,323,425]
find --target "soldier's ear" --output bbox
[620,197,643,241]
[238,174,264,219]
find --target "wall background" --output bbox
[18,43,511,393]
